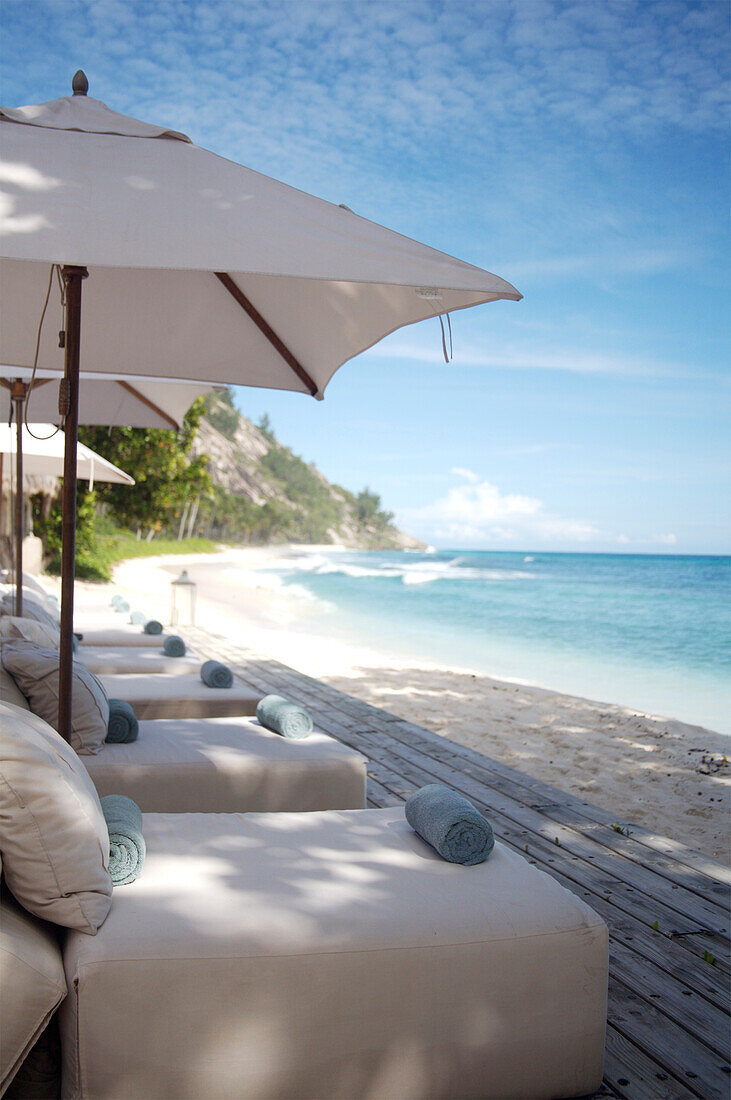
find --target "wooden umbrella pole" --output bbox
[57,265,88,741]
[11,381,26,617]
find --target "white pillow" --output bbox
[0,593,59,630]
[1,640,109,755]
[0,571,50,597]
[0,881,67,1092]
[0,614,60,649]
[0,663,31,710]
[0,701,112,933]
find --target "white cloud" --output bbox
[366,330,693,379]
[399,475,601,547]
[450,466,480,483]
[656,533,678,546]
[505,247,693,282]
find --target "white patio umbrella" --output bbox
[0,422,133,615]
[0,423,134,485]
[0,72,521,738]
[0,369,211,431]
[0,369,212,616]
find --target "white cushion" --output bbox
[0,571,51,597]
[1,640,109,755]
[80,647,200,676]
[98,672,258,719]
[0,882,67,1093]
[0,663,31,710]
[0,702,112,933]
[0,614,61,648]
[78,627,167,648]
[60,809,607,1100]
[82,715,367,812]
[0,593,59,630]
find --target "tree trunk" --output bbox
[186,496,200,540]
[177,501,190,541]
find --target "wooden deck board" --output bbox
[186,629,731,1100]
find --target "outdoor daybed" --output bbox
[78,645,202,676]
[83,716,367,813]
[2,701,609,1100]
[0,663,367,814]
[95,670,260,719]
[77,625,172,647]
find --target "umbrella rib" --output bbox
[215,272,318,397]
[115,381,181,430]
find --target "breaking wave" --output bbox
[262,552,535,587]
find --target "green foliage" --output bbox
[202,388,239,440]
[78,399,211,535]
[31,487,113,580]
[355,488,394,530]
[196,486,262,542]
[260,442,341,542]
[30,501,215,582]
[257,412,275,443]
[96,527,215,565]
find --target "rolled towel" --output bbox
[106,698,139,744]
[72,634,79,653]
[163,634,186,657]
[115,599,130,613]
[111,595,123,608]
[144,619,163,635]
[200,659,234,689]
[129,610,147,626]
[256,694,313,739]
[101,795,145,886]
[405,784,495,866]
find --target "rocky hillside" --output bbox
[191,392,424,550]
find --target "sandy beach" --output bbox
[69,545,729,863]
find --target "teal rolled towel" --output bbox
[405,784,494,866]
[200,660,233,689]
[115,599,130,613]
[72,634,79,653]
[111,595,123,608]
[256,694,313,739]
[144,619,163,635]
[163,634,186,657]
[106,699,139,744]
[129,610,147,626]
[101,795,145,886]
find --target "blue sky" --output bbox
[2,0,728,552]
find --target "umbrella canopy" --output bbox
[0,424,134,485]
[0,80,520,397]
[0,73,521,740]
[0,369,213,430]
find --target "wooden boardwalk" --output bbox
[187,625,731,1100]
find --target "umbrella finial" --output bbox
[72,70,89,96]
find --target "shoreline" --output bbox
[69,544,729,863]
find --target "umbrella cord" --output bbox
[425,298,453,363]
[23,265,64,441]
[439,311,453,363]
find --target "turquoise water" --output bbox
[262,550,731,735]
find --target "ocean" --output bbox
[259,549,731,735]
